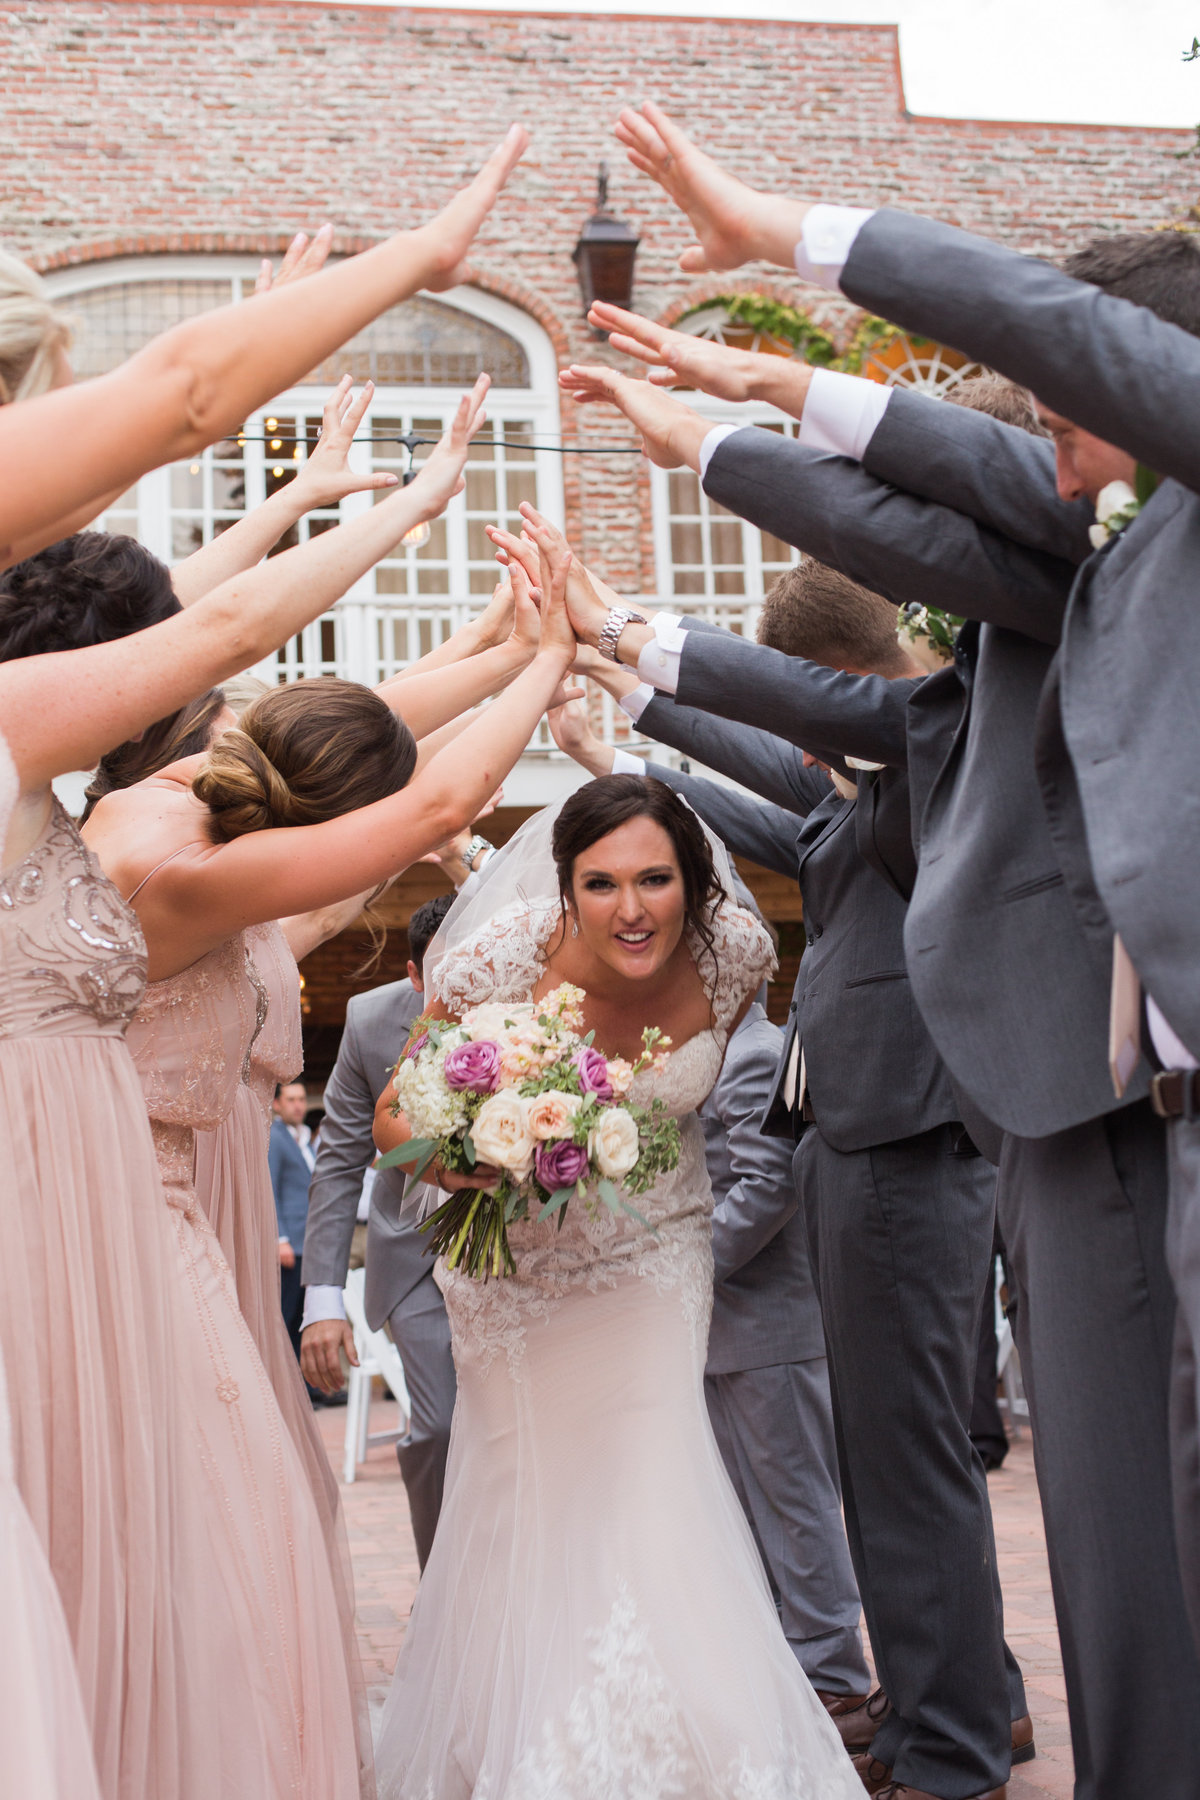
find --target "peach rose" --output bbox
[525,1090,583,1141]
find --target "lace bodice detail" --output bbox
[126,932,270,1191]
[0,795,147,1041]
[430,895,776,1373]
[241,923,303,1125]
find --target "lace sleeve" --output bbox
[431,898,555,1013]
[702,901,779,1034]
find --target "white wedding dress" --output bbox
[375,881,864,1800]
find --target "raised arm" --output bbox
[1,124,529,564]
[558,370,1076,644]
[638,692,831,820]
[170,377,399,604]
[4,379,492,791]
[640,757,804,880]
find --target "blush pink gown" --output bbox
[193,920,375,1795]
[126,927,365,1800]
[0,759,223,1799]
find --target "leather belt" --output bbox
[1150,1068,1200,1120]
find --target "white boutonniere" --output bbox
[896,601,963,674]
[1087,466,1160,551]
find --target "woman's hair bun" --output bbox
[192,678,418,843]
[0,532,179,663]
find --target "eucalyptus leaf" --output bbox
[537,1186,575,1223]
[597,1177,620,1213]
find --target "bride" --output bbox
[372,746,863,1795]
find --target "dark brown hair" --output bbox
[551,774,727,985]
[1063,231,1200,339]
[80,688,229,823]
[0,532,180,662]
[192,677,417,842]
[757,560,909,673]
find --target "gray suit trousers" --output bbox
[798,1124,1016,1798]
[999,1103,1200,1799]
[705,1359,870,1696]
[387,1276,456,1572]
[1168,1116,1200,1658]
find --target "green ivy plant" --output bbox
[681,294,838,366]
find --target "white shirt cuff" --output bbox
[635,612,686,695]
[611,748,647,776]
[698,423,744,483]
[301,1284,347,1330]
[797,368,892,461]
[793,203,876,289]
[619,682,657,724]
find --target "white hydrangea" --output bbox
[393,1045,471,1140]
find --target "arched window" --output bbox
[45,259,563,699]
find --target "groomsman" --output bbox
[553,567,1028,1800]
[270,1079,317,1364]
[700,973,870,1702]
[301,892,458,1569]
[585,100,1200,1793]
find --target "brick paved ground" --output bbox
[315,1397,1074,1796]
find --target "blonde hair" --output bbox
[220,670,271,719]
[0,249,74,404]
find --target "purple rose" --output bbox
[573,1046,614,1103]
[535,1138,590,1192]
[443,1039,502,1093]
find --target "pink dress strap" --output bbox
[126,841,195,903]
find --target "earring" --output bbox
[571,918,579,938]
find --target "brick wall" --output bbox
[3,4,1195,592]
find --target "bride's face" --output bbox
[567,816,686,981]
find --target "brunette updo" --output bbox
[0,532,181,662]
[192,677,418,842]
[551,774,727,979]
[81,687,229,823]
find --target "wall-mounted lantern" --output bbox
[572,162,640,325]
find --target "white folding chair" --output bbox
[994,1253,1029,1438]
[340,1267,412,1485]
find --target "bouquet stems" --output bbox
[419,1189,517,1282]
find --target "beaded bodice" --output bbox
[431,896,775,1372]
[0,797,147,1042]
[240,922,303,1125]
[126,931,269,1191]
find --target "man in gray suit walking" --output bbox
[301,894,456,1569]
[702,987,870,1702]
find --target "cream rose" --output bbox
[461,1001,535,1043]
[525,1090,582,1141]
[589,1106,640,1179]
[471,1090,536,1179]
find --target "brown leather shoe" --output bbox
[818,1688,892,1751]
[852,1752,894,1795]
[1010,1712,1036,1764]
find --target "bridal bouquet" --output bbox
[378,982,681,1280]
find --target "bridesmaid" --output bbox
[0,449,461,1794]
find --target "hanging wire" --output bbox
[235,432,646,455]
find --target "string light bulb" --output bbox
[272,465,284,479]
[401,465,430,550]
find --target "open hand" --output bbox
[587,301,763,399]
[255,224,335,294]
[548,694,614,776]
[421,126,531,291]
[558,365,708,471]
[292,377,399,509]
[404,374,491,521]
[614,102,807,275]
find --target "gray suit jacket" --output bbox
[303,978,439,1332]
[639,674,961,1152]
[702,414,1142,1136]
[840,207,1200,1058]
[703,1002,825,1374]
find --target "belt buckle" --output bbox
[1150,1070,1183,1119]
